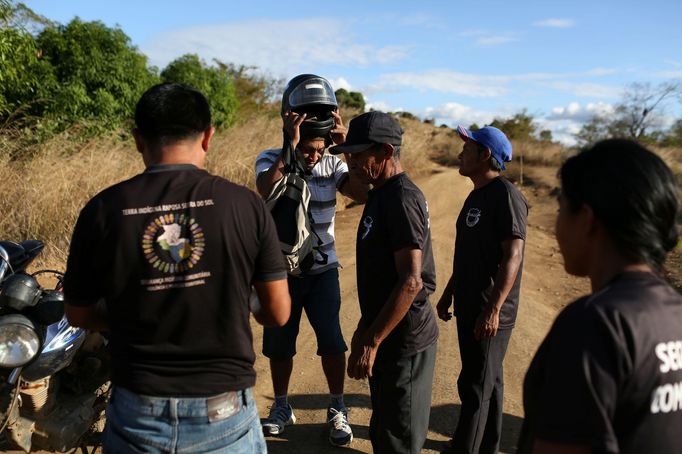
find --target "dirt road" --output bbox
[252,166,589,453]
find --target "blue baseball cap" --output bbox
[457,125,512,170]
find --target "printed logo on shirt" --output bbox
[651,339,682,414]
[425,200,431,229]
[142,212,205,274]
[466,208,482,227]
[361,216,374,240]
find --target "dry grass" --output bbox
[5,108,679,271]
[0,110,441,269]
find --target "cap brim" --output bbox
[328,142,375,155]
[457,125,473,142]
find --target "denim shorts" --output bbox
[102,386,265,454]
[263,268,347,359]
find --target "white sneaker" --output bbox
[327,406,353,447]
[262,404,296,436]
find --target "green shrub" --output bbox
[161,54,239,129]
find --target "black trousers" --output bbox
[450,316,512,454]
[368,343,437,454]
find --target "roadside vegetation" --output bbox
[1,0,680,279]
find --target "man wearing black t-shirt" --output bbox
[437,126,528,454]
[64,83,291,453]
[330,111,439,454]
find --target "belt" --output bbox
[207,390,245,422]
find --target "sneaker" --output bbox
[327,406,353,447]
[262,404,296,436]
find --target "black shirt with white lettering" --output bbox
[453,177,528,328]
[518,272,682,454]
[64,164,286,397]
[356,172,438,361]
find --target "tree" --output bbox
[0,1,55,121]
[575,80,681,147]
[538,129,553,142]
[334,88,365,111]
[662,119,682,147]
[468,123,480,132]
[161,54,238,129]
[35,18,158,130]
[213,61,283,119]
[489,110,536,141]
[615,81,680,140]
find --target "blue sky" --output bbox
[25,0,682,144]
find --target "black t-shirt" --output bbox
[64,164,286,397]
[518,272,682,454]
[356,173,438,361]
[453,177,528,328]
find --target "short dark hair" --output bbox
[560,139,679,269]
[475,142,502,171]
[135,83,211,144]
[370,143,401,159]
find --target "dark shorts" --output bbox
[263,268,347,359]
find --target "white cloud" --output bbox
[377,71,509,97]
[657,70,682,78]
[533,18,575,28]
[535,118,582,146]
[423,102,497,127]
[547,101,616,122]
[330,77,352,91]
[458,29,519,47]
[544,81,622,99]
[365,101,397,113]
[476,35,519,46]
[375,45,412,64]
[537,102,617,146]
[142,19,411,73]
[371,69,620,98]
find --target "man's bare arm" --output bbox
[252,278,291,327]
[256,111,306,198]
[65,299,109,331]
[256,157,286,198]
[338,173,369,203]
[347,247,423,379]
[474,237,524,340]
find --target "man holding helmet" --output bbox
[255,74,367,447]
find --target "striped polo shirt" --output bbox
[255,148,349,274]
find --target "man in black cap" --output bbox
[330,111,439,454]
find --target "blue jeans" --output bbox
[103,387,266,454]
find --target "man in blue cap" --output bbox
[437,126,528,454]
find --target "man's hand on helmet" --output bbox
[283,110,306,150]
[330,111,347,145]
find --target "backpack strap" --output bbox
[306,210,329,266]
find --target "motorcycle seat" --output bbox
[0,240,44,271]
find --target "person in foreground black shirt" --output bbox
[518,139,682,454]
[64,83,291,453]
[330,111,438,454]
[437,125,528,454]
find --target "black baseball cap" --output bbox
[329,111,402,155]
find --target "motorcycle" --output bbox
[0,240,110,453]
